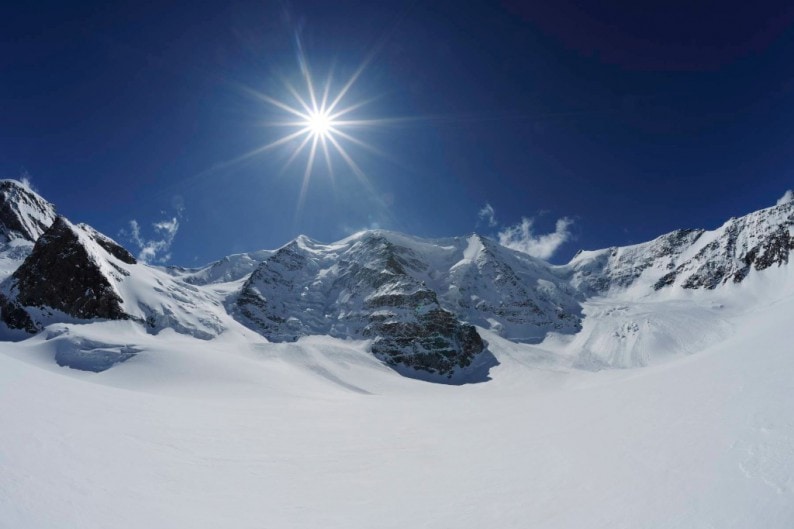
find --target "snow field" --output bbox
[1,281,792,528]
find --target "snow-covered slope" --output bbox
[166,249,274,285]
[0,215,226,348]
[442,233,581,340]
[654,200,793,289]
[565,228,706,296]
[0,265,792,529]
[232,230,583,378]
[1,179,793,526]
[550,200,793,367]
[0,179,56,244]
[564,200,794,295]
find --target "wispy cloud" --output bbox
[477,203,497,227]
[122,200,184,264]
[497,216,574,260]
[776,189,793,206]
[475,203,574,260]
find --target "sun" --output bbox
[233,40,399,215]
[305,109,333,138]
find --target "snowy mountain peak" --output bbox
[564,200,794,295]
[234,230,490,379]
[0,179,57,243]
[0,216,132,332]
[653,200,793,290]
[0,216,225,344]
[565,228,706,295]
[0,179,792,382]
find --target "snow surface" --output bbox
[1,184,793,527]
[1,263,792,528]
[165,249,274,285]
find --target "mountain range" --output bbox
[0,178,791,381]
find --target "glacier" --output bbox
[1,178,793,528]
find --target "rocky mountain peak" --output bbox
[654,200,793,290]
[564,200,794,294]
[0,216,132,331]
[235,231,488,379]
[0,180,57,243]
[565,228,706,295]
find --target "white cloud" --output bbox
[477,203,498,227]
[498,216,574,260]
[776,189,793,206]
[123,207,183,264]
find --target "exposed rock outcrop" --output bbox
[235,233,488,377]
[0,217,132,331]
[653,202,794,290]
[565,201,793,293]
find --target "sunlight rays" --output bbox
[240,41,392,215]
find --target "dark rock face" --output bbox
[653,203,793,290]
[746,225,792,271]
[0,180,57,243]
[0,217,131,331]
[354,238,484,375]
[235,242,311,340]
[366,308,484,375]
[236,234,487,378]
[567,201,793,294]
[0,292,37,332]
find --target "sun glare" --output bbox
[306,110,333,138]
[236,40,396,215]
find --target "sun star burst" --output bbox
[305,109,333,138]
[241,47,392,214]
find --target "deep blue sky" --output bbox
[2,1,793,265]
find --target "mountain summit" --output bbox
[0,179,792,382]
[0,180,56,243]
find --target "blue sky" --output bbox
[2,1,793,265]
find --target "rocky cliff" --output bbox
[563,201,794,294]
[235,234,486,377]
[653,202,793,290]
[0,217,133,331]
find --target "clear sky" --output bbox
[2,1,793,265]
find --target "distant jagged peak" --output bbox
[652,198,793,291]
[0,179,57,243]
[567,199,794,295]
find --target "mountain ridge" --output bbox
[0,179,791,382]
